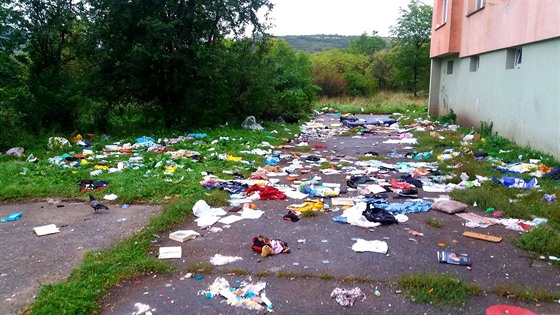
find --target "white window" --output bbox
[514,48,522,69]
[441,0,448,24]
[475,0,486,10]
[506,47,523,70]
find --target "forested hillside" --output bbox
[279,34,392,53]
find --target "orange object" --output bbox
[119,149,133,153]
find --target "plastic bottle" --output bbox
[1,212,23,223]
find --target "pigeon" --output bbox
[89,194,109,211]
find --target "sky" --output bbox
[267,0,432,37]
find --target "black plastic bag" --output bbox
[362,203,398,225]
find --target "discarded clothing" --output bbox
[377,201,432,215]
[331,287,366,307]
[251,235,290,257]
[77,179,109,192]
[246,184,286,200]
[456,212,497,228]
[492,176,538,189]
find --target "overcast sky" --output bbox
[267,0,432,37]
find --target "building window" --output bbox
[514,48,522,68]
[447,60,454,74]
[470,56,480,72]
[475,0,485,10]
[506,47,522,69]
[467,0,485,15]
[441,0,448,24]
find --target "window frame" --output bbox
[441,0,448,24]
[467,0,486,16]
[470,56,480,72]
[446,60,454,75]
[514,48,522,69]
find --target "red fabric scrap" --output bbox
[246,184,286,200]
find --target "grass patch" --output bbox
[204,189,230,207]
[254,271,270,278]
[300,210,321,218]
[318,273,335,280]
[185,262,214,275]
[492,284,560,302]
[397,272,481,306]
[515,226,560,258]
[27,198,196,314]
[425,218,444,228]
[315,93,427,115]
[226,268,249,276]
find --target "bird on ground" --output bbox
[89,194,109,212]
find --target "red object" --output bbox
[486,305,537,315]
[246,184,286,200]
[314,145,327,149]
[391,178,410,189]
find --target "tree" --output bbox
[370,50,394,91]
[311,50,377,98]
[347,31,386,55]
[390,0,432,96]
[86,0,274,128]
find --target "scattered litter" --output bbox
[252,235,290,257]
[158,246,182,259]
[492,176,538,189]
[241,116,264,131]
[132,302,154,315]
[202,277,272,312]
[1,212,22,223]
[33,224,60,236]
[437,251,471,266]
[169,230,200,242]
[103,194,118,201]
[330,287,366,307]
[463,231,502,243]
[331,197,354,206]
[431,199,467,214]
[351,239,388,254]
[209,254,243,266]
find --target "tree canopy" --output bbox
[390,0,432,96]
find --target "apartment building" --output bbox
[429,0,560,158]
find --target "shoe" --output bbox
[346,180,357,189]
[398,188,418,197]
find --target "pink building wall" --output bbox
[431,0,560,58]
[460,0,560,57]
[430,0,463,57]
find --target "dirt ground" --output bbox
[2,115,559,315]
[0,199,161,315]
[96,115,560,315]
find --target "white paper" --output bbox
[158,246,182,259]
[169,230,200,242]
[217,215,244,225]
[352,239,388,254]
[33,224,60,236]
[239,209,264,219]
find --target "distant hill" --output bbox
[278,35,358,53]
[278,34,392,54]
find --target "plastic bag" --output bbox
[241,116,264,130]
